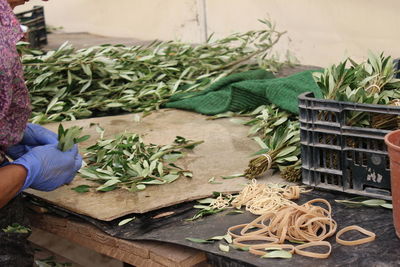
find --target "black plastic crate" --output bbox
[16,6,47,48]
[299,92,400,200]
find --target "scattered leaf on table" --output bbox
[221,174,244,179]
[224,234,233,244]
[225,210,244,215]
[361,199,387,207]
[208,177,222,184]
[209,235,225,241]
[118,217,136,226]
[219,244,230,252]
[71,185,91,193]
[381,203,393,209]
[261,250,292,259]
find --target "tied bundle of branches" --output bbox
[210,105,302,181]
[21,20,286,124]
[244,121,300,179]
[313,52,400,128]
[243,105,294,139]
[80,132,203,192]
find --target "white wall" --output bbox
[16,0,400,67]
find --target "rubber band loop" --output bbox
[249,244,295,256]
[233,235,278,248]
[294,241,332,259]
[336,225,376,246]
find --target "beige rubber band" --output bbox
[227,224,252,238]
[336,225,376,246]
[294,241,332,259]
[233,235,278,248]
[249,244,295,256]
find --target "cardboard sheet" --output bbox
[26,109,283,221]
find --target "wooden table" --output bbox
[27,212,208,267]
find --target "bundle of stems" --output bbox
[244,121,300,179]
[313,52,400,128]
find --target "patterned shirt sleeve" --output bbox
[0,0,31,160]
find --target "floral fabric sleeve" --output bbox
[0,0,31,161]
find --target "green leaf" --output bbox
[71,185,91,193]
[136,184,146,190]
[225,210,244,215]
[96,179,120,191]
[219,244,230,252]
[261,250,292,259]
[221,174,243,179]
[224,234,232,244]
[118,217,136,226]
[208,177,222,184]
[197,198,215,204]
[361,199,387,207]
[381,203,393,209]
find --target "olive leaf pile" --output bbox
[79,132,203,192]
[21,20,286,124]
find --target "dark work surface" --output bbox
[27,189,400,267]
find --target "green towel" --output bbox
[165,69,323,115]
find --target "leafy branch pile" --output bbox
[21,20,286,124]
[78,131,203,192]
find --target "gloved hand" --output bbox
[9,143,82,191]
[7,123,58,160]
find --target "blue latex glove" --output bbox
[7,123,58,160]
[9,143,82,191]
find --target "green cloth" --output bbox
[164,69,323,115]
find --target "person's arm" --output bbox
[0,164,26,208]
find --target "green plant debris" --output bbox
[71,184,91,193]
[35,256,72,267]
[224,234,233,244]
[225,210,244,215]
[221,173,244,179]
[20,20,287,124]
[335,197,392,209]
[118,217,136,226]
[80,132,202,192]
[219,244,230,252]
[261,250,292,259]
[57,124,90,152]
[208,177,222,184]
[2,223,31,234]
[188,193,234,221]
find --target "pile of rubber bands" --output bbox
[225,182,376,259]
[231,179,309,215]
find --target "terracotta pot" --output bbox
[385,129,400,238]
